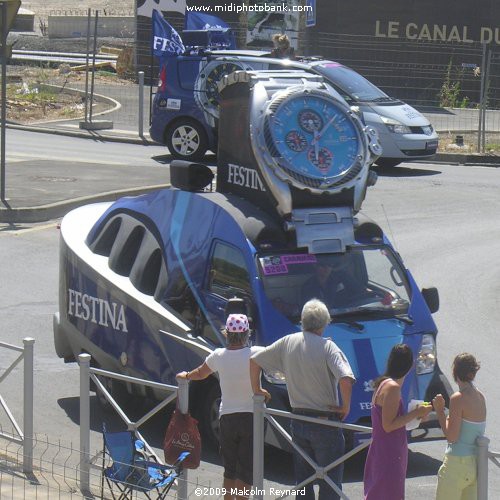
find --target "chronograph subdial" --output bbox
[285,131,308,152]
[298,110,323,134]
[307,147,334,174]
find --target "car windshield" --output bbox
[315,63,390,103]
[258,247,411,322]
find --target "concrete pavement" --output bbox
[0,128,172,223]
[1,124,499,225]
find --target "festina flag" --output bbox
[151,9,185,57]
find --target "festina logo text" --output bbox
[67,289,128,333]
[153,36,183,54]
[227,163,266,191]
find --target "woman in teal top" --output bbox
[433,353,487,500]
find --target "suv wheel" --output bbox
[166,119,208,160]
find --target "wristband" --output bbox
[186,371,191,380]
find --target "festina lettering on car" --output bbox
[227,163,266,191]
[67,289,128,333]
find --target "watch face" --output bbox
[204,62,243,107]
[269,94,360,182]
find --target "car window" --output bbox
[209,242,251,299]
[316,64,389,102]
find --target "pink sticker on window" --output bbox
[282,254,317,264]
[321,62,342,68]
[262,263,289,276]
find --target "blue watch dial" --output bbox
[270,94,360,181]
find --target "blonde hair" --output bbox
[272,33,290,48]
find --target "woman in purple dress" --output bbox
[364,344,432,499]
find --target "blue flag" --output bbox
[152,9,185,57]
[185,11,230,31]
[184,12,236,49]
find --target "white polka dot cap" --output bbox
[225,314,249,333]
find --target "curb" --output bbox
[37,83,122,124]
[430,153,500,167]
[0,184,171,224]
[6,122,157,146]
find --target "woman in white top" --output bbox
[433,353,487,500]
[177,314,261,500]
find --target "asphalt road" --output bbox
[0,138,499,497]
[5,127,162,168]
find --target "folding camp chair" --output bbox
[101,424,189,500]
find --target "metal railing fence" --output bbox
[477,436,500,500]
[78,353,189,499]
[0,337,34,474]
[252,394,372,500]
[0,425,230,499]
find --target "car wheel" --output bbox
[166,119,208,161]
[199,382,221,449]
[375,159,402,168]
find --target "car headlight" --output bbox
[263,370,287,385]
[416,334,436,375]
[422,125,434,136]
[381,116,411,134]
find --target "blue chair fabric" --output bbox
[101,424,189,500]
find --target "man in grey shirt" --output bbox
[250,299,355,500]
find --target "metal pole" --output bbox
[253,394,265,500]
[478,43,486,153]
[482,49,492,153]
[83,8,91,123]
[138,71,145,137]
[22,338,35,474]
[1,1,8,202]
[89,10,98,123]
[477,436,490,500]
[149,32,154,126]
[79,353,91,495]
[176,377,189,500]
[177,377,189,414]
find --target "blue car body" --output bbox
[54,186,449,443]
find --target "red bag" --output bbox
[163,409,201,469]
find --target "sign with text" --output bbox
[311,0,500,45]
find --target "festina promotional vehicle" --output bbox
[56,70,450,447]
[150,35,438,167]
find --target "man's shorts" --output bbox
[219,412,253,486]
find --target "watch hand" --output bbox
[312,115,337,145]
[314,130,320,161]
